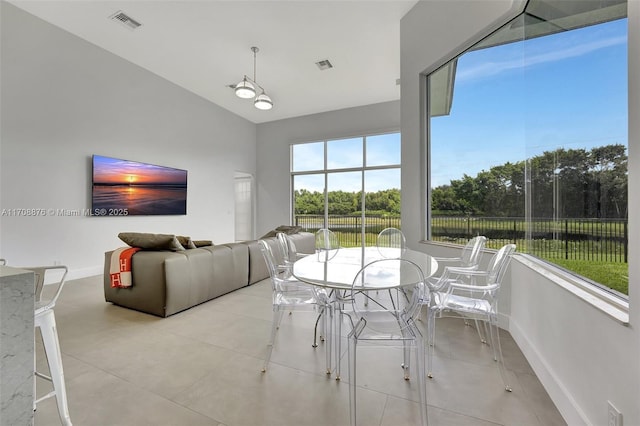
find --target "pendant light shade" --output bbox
[233,47,273,110]
[235,77,256,99]
[254,92,273,110]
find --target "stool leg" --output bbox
[38,311,72,426]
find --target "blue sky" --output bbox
[430,18,628,188]
[292,18,627,194]
[292,133,401,192]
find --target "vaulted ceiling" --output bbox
[9,1,417,123]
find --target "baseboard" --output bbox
[509,318,590,426]
[67,265,102,281]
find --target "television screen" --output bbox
[92,155,187,216]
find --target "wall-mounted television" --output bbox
[92,155,187,216]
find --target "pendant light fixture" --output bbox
[234,46,273,110]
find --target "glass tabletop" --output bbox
[292,246,438,290]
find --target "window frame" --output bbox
[290,131,401,241]
[419,2,630,321]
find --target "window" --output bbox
[427,0,628,296]
[291,132,400,247]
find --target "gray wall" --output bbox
[0,3,256,278]
[255,101,400,236]
[400,1,640,425]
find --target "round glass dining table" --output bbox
[292,246,438,290]
[292,246,438,378]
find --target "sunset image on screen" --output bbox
[93,156,187,186]
[92,155,187,215]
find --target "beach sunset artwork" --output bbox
[92,155,187,215]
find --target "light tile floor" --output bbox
[34,275,566,426]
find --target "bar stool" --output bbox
[25,265,72,426]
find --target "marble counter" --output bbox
[0,266,35,425]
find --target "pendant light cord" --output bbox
[251,46,259,84]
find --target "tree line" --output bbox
[294,188,401,216]
[432,144,628,218]
[294,144,627,219]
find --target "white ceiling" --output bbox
[9,0,417,124]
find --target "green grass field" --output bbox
[547,258,628,295]
[295,214,629,296]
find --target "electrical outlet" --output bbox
[608,401,623,426]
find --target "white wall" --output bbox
[255,101,399,236]
[400,1,640,425]
[0,3,256,279]
[399,0,521,248]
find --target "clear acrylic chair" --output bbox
[273,232,293,281]
[424,236,487,338]
[427,243,516,392]
[429,235,486,284]
[315,228,340,263]
[343,258,428,426]
[258,239,332,374]
[276,231,326,347]
[25,265,73,426]
[376,227,407,258]
[315,228,339,250]
[276,232,309,272]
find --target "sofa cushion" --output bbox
[287,232,316,254]
[119,232,185,251]
[246,239,277,284]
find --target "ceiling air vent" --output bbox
[109,11,142,30]
[315,59,333,71]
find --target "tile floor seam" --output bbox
[61,349,227,425]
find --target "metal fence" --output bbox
[431,216,628,263]
[294,214,628,263]
[294,214,401,247]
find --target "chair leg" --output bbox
[415,334,428,426]
[37,311,72,426]
[262,308,283,372]
[402,337,411,380]
[319,306,326,342]
[427,308,437,379]
[488,316,512,392]
[324,303,333,375]
[479,319,490,344]
[275,309,285,329]
[312,309,323,348]
[336,310,344,380]
[347,334,357,426]
[465,318,488,344]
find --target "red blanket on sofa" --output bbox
[110,247,141,288]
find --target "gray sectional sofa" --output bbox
[103,232,315,317]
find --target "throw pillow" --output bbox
[260,230,278,238]
[176,235,197,249]
[192,240,214,247]
[118,232,185,251]
[275,225,303,235]
[261,225,303,239]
